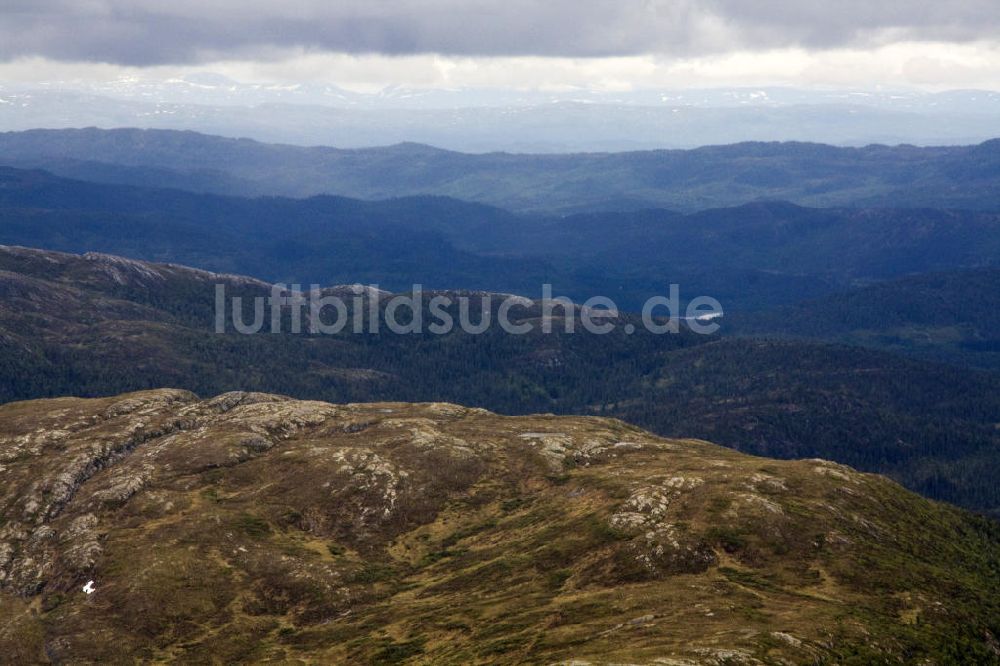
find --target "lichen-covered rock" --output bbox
[627,525,717,576]
[60,513,102,573]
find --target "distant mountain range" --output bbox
[1,128,1000,213]
[1,83,999,151]
[15,78,1000,113]
[1,164,999,313]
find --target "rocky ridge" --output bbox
[1,390,999,663]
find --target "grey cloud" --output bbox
[1,0,998,65]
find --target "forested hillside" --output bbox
[2,167,1000,311]
[727,268,1000,369]
[3,245,1000,517]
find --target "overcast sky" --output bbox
[2,0,999,90]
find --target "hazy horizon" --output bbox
[3,1,1000,150]
[3,79,999,152]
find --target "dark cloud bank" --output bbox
[1,0,998,65]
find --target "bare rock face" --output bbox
[0,390,998,664]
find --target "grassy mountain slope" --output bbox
[2,245,1000,518]
[2,128,1000,213]
[1,390,999,663]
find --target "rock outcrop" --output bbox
[1,390,998,664]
